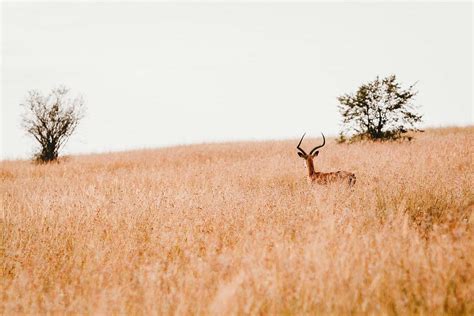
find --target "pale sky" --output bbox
[1,1,472,160]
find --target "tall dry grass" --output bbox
[1,127,473,315]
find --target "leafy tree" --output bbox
[337,75,422,141]
[21,86,85,163]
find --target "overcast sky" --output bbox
[1,2,472,160]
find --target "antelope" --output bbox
[297,133,356,186]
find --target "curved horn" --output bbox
[297,133,307,155]
[310,133,325,155]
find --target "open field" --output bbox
[1,127,473,315]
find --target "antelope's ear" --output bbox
[297,152,305,158]
[312,151,319,157]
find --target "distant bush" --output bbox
[21,86,85,163]
[337,75,422,142]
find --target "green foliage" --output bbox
[337,75,422,142]
[21,86,85,163]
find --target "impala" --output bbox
[297,133,356,185]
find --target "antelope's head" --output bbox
[296,133,326,172]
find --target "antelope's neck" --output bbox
[306,158,316,177]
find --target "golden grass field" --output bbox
[1,127,473,315]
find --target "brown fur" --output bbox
[304,156,356,186]
[297,133,356,186]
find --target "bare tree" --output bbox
[21,86,85,162]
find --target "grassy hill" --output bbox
[1,127,473,314]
